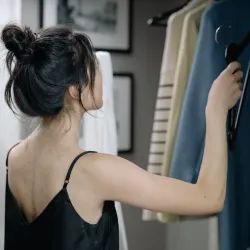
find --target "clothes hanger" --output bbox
[147,0,191,27]
[216,26,250,149]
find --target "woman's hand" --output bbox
[207,62,243,114]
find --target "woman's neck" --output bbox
[31,112,82,148]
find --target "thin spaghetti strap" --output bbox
[6,142,21,169]
[63,151,96,189]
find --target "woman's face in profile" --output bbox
[81,64,103,112]
[92,67,103,109]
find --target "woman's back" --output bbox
[5,139,118,250]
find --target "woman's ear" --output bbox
[68,85,80,100]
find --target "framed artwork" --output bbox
[113,73,134,153]
[40,0,132,53]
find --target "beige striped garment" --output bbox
[142,8,189,221]
[157,2,209,223]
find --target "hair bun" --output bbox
[1,24,36,64]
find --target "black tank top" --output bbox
[4,146,119,250]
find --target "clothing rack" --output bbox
[147,1,190,27]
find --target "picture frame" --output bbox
[113,73,134,153]
[40,0,132,53]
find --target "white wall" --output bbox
[0,0,22,248]
[21,0,39,31]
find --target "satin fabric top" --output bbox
[4,150,119,250]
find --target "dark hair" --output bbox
[1,24,96,117]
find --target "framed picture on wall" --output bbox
[40,0,132,53]
[113,73,134,153]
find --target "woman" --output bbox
[1,24,242,250]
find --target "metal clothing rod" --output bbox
[147,1,190,27]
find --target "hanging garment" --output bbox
[80,52,128,250]
[0,1,22,248]
[158,2,209,223]
[169,0,250,250]
[143,0,207,222]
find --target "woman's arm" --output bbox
[87,62,242,216]
[89,107,226,216]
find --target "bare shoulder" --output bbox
[81,152,134,176]
[6,141,24,167]
[81,152,156,200]
[80,152,146,190]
